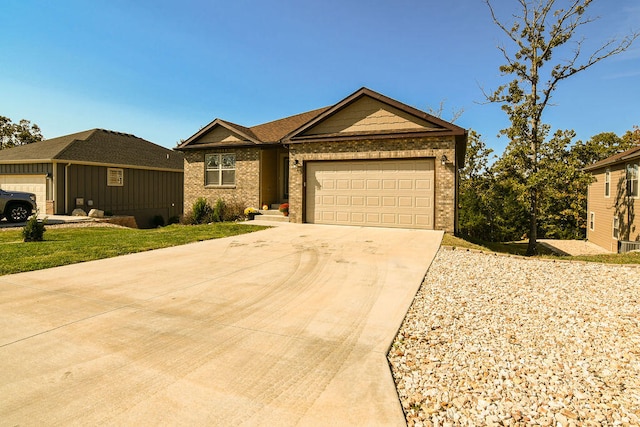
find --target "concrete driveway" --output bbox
[0,224,442,426]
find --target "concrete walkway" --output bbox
[538,239,612,256]
[0,224,442,426]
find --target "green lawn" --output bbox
[0,223,268,275]
[441,234,640,264]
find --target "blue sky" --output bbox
[1,0,638,155]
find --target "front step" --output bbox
[254,209,289,222]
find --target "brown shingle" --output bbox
[249,107,330,143]
[584,145,640,171]
[0,129,183,170]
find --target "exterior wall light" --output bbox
[440,155,448,166]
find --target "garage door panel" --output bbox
[382,197,397,207]
[366,213,380,223]
[415,179,432,190]
[400,215,417,225]
[351,196,365,206]
[322,195,335,205]
[352,180,365,190]
[322,179,335,190]
[366,180,380,190]
[415,197,432,208]
[398,179,413,190]
[382,180,397,190]
[336,195,350,206]
[398,197,413,208]
[336,179,350,190]
[0,175,46,210]
[366,197,380,207]
[306,159,434,230]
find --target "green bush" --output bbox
[22,213,46,242]
[168,215,180,225]
[192,197,213,224]
[212,198,225,222]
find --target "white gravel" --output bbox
[389,248,640,426]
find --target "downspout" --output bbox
[65,163,71,214]
[51,161,57,214]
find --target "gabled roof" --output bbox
[0,129,183,171]
[176,107,330,150]
[584,145,640,171]
[283,87,467,142]
[175,87,468,165]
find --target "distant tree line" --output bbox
[0,116,43,150]
[459,127,640,242]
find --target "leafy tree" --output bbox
[0,116,43,149]
[536,129,589,239]
[484,0,638,255]
[458,131,495,239]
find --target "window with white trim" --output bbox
[604,168,610,197]
[205,153,235,186]
[613,217,620,239]
[627,163,638,198]
[589,212,595,231]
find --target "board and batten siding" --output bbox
[63,164,183,227]
[0,163,52,175]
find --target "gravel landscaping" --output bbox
[389,248,640,426]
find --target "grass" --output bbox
[0,223,268,275]
[441,234,640,264]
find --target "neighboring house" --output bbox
[0,129,184,227]
[177,87,467,232]
[585,145,640,252]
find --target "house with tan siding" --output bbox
[585,145,640,252]
[176,87,467,232]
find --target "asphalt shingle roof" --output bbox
[584,145,640,171]
[0,129,183,170]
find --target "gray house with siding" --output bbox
[0,129,183,227]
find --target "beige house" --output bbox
[176,88,467,232]
[585,145,640,252]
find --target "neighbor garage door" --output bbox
[305,159,435,229]
[0,175,46,210]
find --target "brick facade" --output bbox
[183,148,260,213]
[288,136,457,232]
[177,89,466,231]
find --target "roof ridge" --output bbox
[585,143,640,171]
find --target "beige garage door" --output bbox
[0,175,46,210]
[305,159,435,229]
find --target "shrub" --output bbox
[168,215,180,225]
[151,214,165,228]
[212,198,225,222]
[222,200,245,221]
[22,213,46,242]
[192,197,213,224]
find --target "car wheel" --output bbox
[6,204,31,223]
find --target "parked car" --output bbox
[0,189,37,222]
